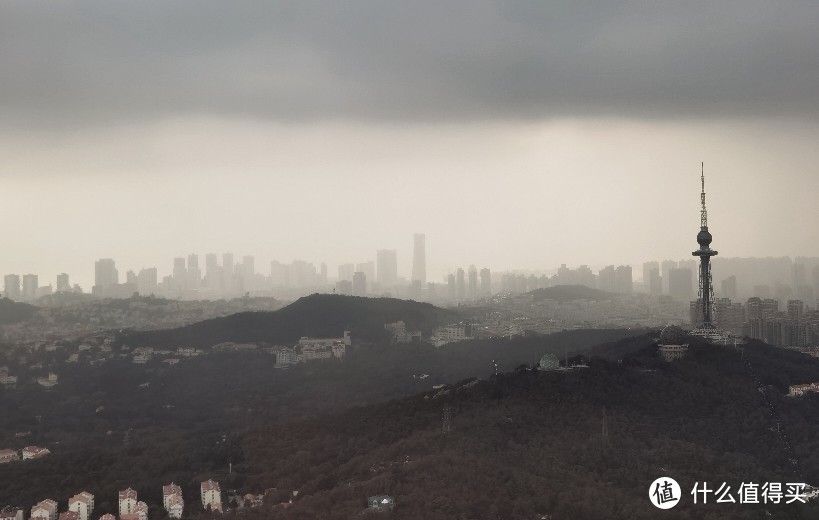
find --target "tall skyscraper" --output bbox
[3,274,20,300]
[356,261,375,289]
[222,253,234,290]
[598,266,615,292]
[205,253,220,289]
[692,164,718,328]
[642,261,659,285]
[56,273,70,292]
[721,275,738,300]
[94,259,118,295]
[172,257,187,290]
[456,267,465,300]
[352,272,367,296]
[660,260,678,294]
[468,265,478,299]
[187,254,202,289]
[376,249,398,288]
[137,268,158,295]
[22,274,38,300]
[412,233,426,285]
[479,268,491,296]
[614,266,633,294]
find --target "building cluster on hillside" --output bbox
[383,321,422,344]
[272,332,350,367]
[0,297,282,342]
[0,446,51,464]
[1,481,225,520]
[788,383,819,397]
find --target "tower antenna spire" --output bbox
[700,162,708,229]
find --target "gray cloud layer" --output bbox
[2,1,819,127]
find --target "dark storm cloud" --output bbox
[2,1,818,127]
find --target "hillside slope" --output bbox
[235,341,819,520]
[121,294,460,348]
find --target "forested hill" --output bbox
[234,341,819,520]
[0,297,37,324]
[120,294,460,348]
[528,284,617,301]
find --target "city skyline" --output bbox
[2,3,819,287]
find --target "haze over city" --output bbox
[2,2,819,289]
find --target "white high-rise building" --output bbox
[412,233,426,285]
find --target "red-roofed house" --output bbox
[134,501,148,520]
[201,480,222,512]
[58,512,78,520]
[68,492,94,520]
[163,483,183,519]
[98,515,115,520]
[22,446,50,460]
[0,449,18,464]
[119,514,140,520]
[118,488,137,516]
[0,507,24,520]
[30,500,57,520]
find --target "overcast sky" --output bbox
[2,1,819,288]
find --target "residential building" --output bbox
[480,268,491,296]
[22,274,38,301]
[0,449,18,464]
[135,501,148,520]
[68,492,94,520]
[3,274,21,300]
[352,271,367,296]
[0,507,23,520]
[22,446,50,459]
[30,500,57,520]
[58,512,78,520]
[201,480,222,512]
[118,488,137,516]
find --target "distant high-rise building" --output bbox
[94,259,118,295]
[668,268,694,303]
[291,260,318,288]
[598,266,615,292]
[660,260,678,294]
[376,250,398,288]
[456,268,465,300]
[642,261,659,285]
[137,268,158,296]
[356,261,375,289]
[173,257,187,290]
[787,300,804,322]
[467,265,478,299]
[479,268,491,296]
[56,273,70,292]
[648,268,662,296]
[126,270,138,285]
[3,274,21,300]
[721,275,738,300]
[222,253,234,290]
[270,261,290,287]
[352,272,367,296]
[338,263,354,282]
[205,254,220,290]
[412,234,426,285]
[187,254,201,289]
[320,263,328,285]
[335,279,352,295]
[22,274,38,300]
[614,266,633,294]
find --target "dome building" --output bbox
[658,325,689,362]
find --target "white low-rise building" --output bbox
[22,446,50,460]
[0,507,24,520]
[30,500,57,520]
[68,492,94,520]
[0,449,18,464]
[201,480,223,513]
[118,488,137,516]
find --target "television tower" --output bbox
[692,163,718,327]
